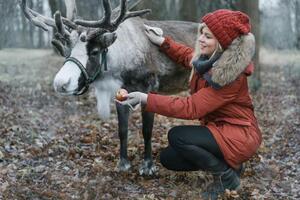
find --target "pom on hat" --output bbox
[202,9,251,49]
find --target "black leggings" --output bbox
[160,125,229,173]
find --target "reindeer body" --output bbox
[91,18,198,174]
[94,18,198,119]
[20,0,198,175]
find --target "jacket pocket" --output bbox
[215,117,251,126]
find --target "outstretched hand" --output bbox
[144,24,165,46]
[115,92,148,110]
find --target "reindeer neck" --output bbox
[106,18,149,72]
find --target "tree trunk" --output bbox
[296,0,300,49]
[179,0,198,22]
[49,0,66,17]
[21,7,28,47]
[37,0,44,48]
[28,0,35,47]
[0,1,4,49]
[236,0,261,90]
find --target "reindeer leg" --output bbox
[139,108,158,176]
[116,102,131,172]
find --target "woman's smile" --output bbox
[198,26,218,57]
[199,43,207,50]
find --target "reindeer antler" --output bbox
[51,11,73,57]
[75,0,151,32]
[19,0,77,31]
[19,0,78,56]
[19,0,55,31]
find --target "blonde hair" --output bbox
[189,23,223,82]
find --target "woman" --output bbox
[118,9,262,199]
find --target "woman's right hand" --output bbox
[144,24,165,46]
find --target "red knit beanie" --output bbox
[202,9,251,49]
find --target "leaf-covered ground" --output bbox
[0,48,299,199]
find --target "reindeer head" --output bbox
[20,0,150,95]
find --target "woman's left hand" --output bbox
[115,92,148,108]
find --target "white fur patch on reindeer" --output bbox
[93,77,122,120]
[53,32,89,94]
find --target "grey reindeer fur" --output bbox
[93,18,198,120]
[109,18,198,93]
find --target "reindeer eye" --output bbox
[80,35,87,42]
[90,48,100,56]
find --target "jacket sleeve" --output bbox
[145,77,243,120]
[159,36,194,69]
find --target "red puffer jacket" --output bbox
[145,36,262,169]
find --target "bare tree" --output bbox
[0,0,4,49]
[48,0,66,17]
[76,0,100,19]
[296,0,300,49]
[37,0,44,47]
[134,0,237,21]
[179,0,198,22]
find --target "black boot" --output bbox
[235,164,244,177]
[202,168,240,200]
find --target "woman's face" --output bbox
[198,26,218,57]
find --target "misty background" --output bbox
[0,0,299,50]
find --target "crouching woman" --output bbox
[118,9,262,199]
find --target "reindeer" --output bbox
[20,0,198,175]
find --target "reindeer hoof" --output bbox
[116,158,131,172]
[139,160,158,176]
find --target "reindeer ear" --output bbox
[97,32,117,48]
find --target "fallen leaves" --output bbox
[0,48,299,199]
[224,189,239,199]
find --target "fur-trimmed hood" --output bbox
[211,33,255,87]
